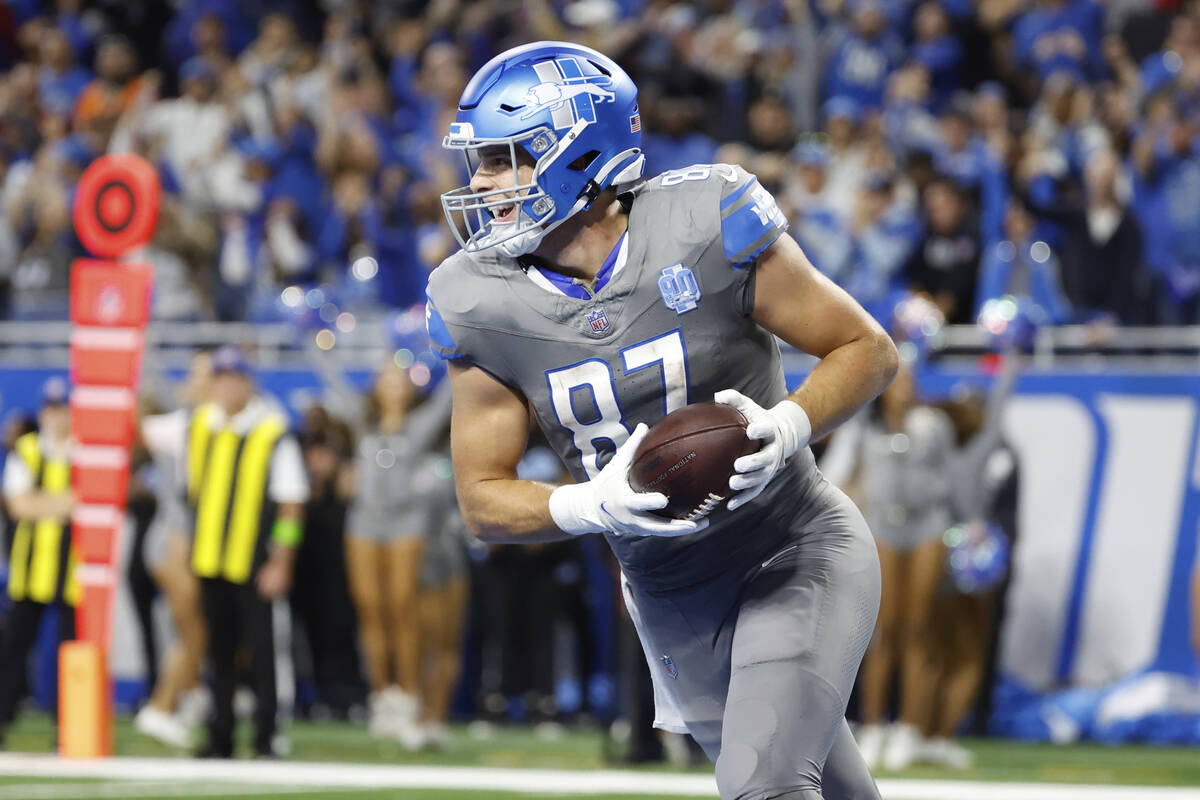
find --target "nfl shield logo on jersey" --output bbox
[660,654,678,680]
[586,307,610,335]
[658,264,701,314]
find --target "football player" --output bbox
[427,42,897,800]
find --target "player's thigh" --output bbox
[718,656,846,799]
[821,719,882,800]
[718,518,881,798]
[621,578,731,758]
[731,515,880,697]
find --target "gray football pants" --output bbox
[628,488,882,800]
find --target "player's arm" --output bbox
[714,232,898,510]
[752,233,899,441]
[449,362,705,542]
[447,361,568,544]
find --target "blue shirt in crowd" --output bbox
[824,30,904,110]
[911,36,963,110]
[1134,132,1200,309]
[37,66,91,117]
[848,206,923,319]
[1011,0,1104,82]
[794,204,856,287]
[642,132,719,176]
[977,238,1073,323]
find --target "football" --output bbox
[629,402,759,521]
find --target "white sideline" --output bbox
[3,754,1200,799]
[0,780,331,798]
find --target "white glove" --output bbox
[549,423,709,538]
[713,389,812,511]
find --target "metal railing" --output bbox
[0,317,397,369]
[936,324,1200,371]
[0,321,1197,372]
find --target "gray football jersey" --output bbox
[427,164,825,590]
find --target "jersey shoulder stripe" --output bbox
[634,163,789,268]
[718,172,788,266]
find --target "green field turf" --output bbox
[5,712,1200,797]
[3,713,627,770]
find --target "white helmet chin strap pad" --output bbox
[494,148,644,259]
[607,151,645,187]
[495,194,590,258]
[496,227,547,258]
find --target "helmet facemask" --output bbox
[442,124,566,258]
[443,118,644,258]
[441,43,646,258]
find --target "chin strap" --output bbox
[583,150,644,209]
[495,195,590,258]
[493,148,645,258]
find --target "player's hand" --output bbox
[549,423,709,538]
[713,389,812,511]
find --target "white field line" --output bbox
[0,780,330,799]
[3,754,1200,799]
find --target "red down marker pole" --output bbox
[61,154,159,758]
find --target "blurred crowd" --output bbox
[0,0,1197,324]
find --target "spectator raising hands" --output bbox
[0,0,1189,328]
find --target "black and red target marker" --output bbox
[72,154,160,258]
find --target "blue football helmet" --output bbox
[441,41,645,258]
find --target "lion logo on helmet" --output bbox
[520,80,615,119]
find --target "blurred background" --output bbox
[0,0,1199,795]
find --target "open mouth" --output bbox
[491,203,517,224]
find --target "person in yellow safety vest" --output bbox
[0,377,78,747]
[189,346,308,759]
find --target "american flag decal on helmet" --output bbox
[629,112,641,133]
